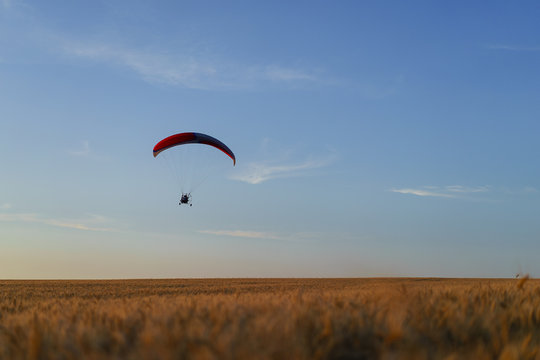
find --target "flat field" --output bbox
[1,278,539,359]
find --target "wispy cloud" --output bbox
[390,185,490,198]
[2,4,403,97]
[486,44,540,52]
[65,44,215,89]
[63,42,320,90]
[0,212,116,232]
[230,156,334,184]
[263,65,317,82]
[390,188,455,198]
[199,230,284,241]
[0,203,11,210]
[69,140,90,156]
[198,229,326,243]
[444,185,490,194]
[357,74,404,99]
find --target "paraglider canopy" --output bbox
[153,132,236,165]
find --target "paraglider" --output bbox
[153,132,235,206]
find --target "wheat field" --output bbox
[0,278,539,359]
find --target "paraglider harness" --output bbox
[179,193,192,206]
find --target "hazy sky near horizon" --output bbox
[1,1,539,278]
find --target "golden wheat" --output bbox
[0,278,539,359]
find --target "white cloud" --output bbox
[500,186,540,196]
[356,74,404,99]
[390,188,456,198]
[0,212,116,232]
[199,230,284,241]
[486,44,540,52]
[2,6,402,97]
[63,42,320,90]
[230,156,334,184]
[0,203,11,210]
[390,185,491,198]
[392,185,540,200]
[199,229,335,243]
[263,65,316,82]
[444,185,490,193]
[69,140,90,156]
[66,44,214,89]
[2,0,11,9]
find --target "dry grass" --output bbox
[1,278,540,359]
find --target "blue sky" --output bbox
[1,1,539,278]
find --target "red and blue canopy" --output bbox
[153,132,236,165]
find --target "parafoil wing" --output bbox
[153,132,236,165]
